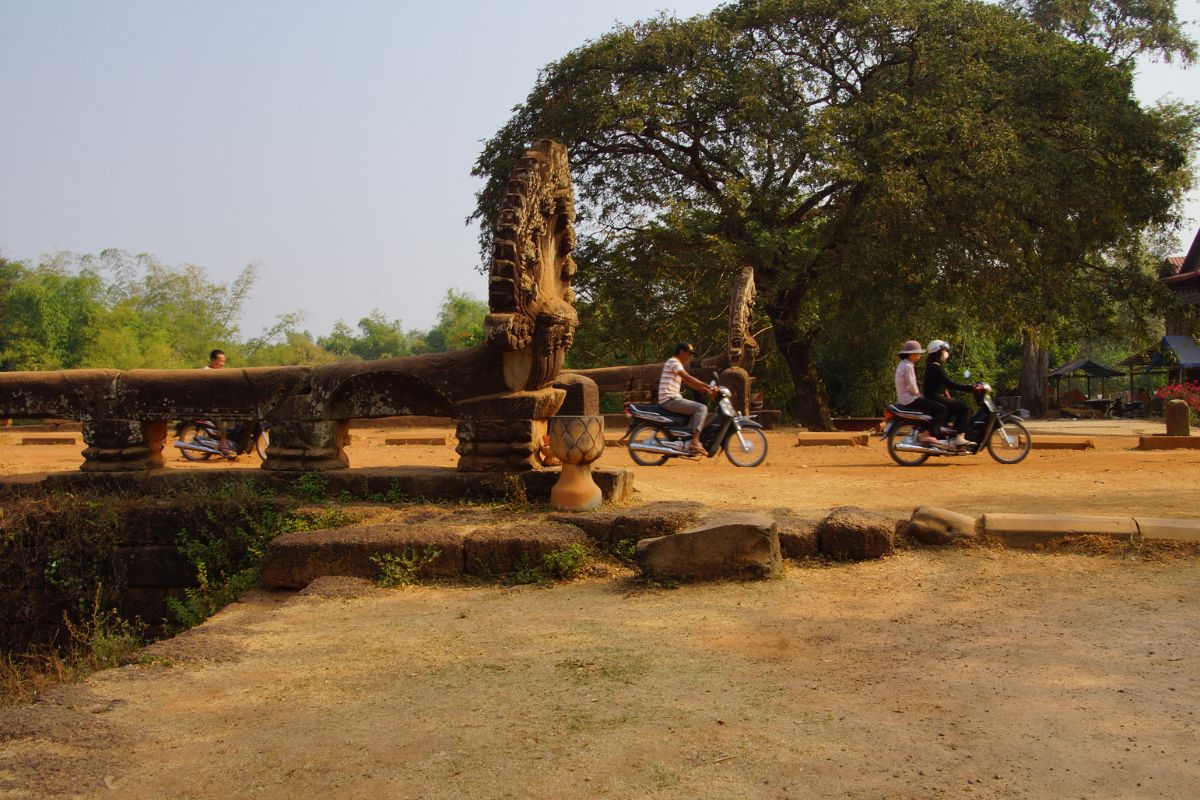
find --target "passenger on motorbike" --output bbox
[923,340,973,449]
[658,342,718,455]
[894,340,949,448]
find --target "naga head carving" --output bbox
[728,266,759,373]
[485,140,579,391]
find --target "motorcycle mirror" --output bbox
[963,369,971,379]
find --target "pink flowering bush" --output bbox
[1154,381,1200,420]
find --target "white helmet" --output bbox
[927,339,950,355]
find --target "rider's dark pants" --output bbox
[897,397,948,437]
[930,397,969,433]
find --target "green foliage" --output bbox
[421,290,488,352]
[473,0,1198,426]
[542,543,590,580]
[370,546,443,588]
[291,472,328,503]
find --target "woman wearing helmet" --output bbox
[894,340,949,447]
[923,340,974,448]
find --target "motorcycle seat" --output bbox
[887,403,934,423]
[627,403,691,426]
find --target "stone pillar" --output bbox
[719,367,752,416]
[81,419,168,472]
[455,388,565,472]
[1165,399,1191,436]
[260,419,350,471]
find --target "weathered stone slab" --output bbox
[794,432,869,447]
[463,522,588,576]
[980,513,1137,548]
[767,508,819,559]
[1134,517,1200,543]
[907,506,978,545]
[261,523,467,589]
[1137,435,1200,450]
[818,506,899,561]
[635,512,781,581]
[549,500,706,546]
[1031,436,1094,450]
[384,436,448,446]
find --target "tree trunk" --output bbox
[773,318,834,431]
[1018,328,1050,417]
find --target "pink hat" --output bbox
[898,340,923,355]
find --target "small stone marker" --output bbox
[20,436,77,445]
[1164,399,1191,436]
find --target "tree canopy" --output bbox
[473,0,1198,427]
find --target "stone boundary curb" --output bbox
[913,508,1200,546]
[794,433,869,447]
[1137,435,1200,450]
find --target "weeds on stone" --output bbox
[613,538,638,562]
[291,471,328,503]
[509,544,591,585]
[366,479,411,504]
[370,546,442,588]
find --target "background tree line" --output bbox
[0,250,488,372]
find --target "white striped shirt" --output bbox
[659,357,685,401]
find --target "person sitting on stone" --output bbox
[894,340,949,448]
[658,342,718,454]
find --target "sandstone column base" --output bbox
[455,388,564,473]
[81,419,167,472]
[261,419,350,471]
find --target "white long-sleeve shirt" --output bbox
[894,359,920,405]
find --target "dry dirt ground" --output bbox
[1,422,1198,799]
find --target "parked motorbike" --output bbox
[621,380,768,467]
[880,382,1031,466]
[174,419,269,461]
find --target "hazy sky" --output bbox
[2,0,1198,342]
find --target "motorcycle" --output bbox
[174,418,270,461]
[621,380,768,467]
[880,382,1031,466]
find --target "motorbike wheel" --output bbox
[627,425,670,466]
[986,419,1031,464]
[255,429,269,460]
[176,424,212,461]
[886,423,931,467]
[723,427,768,467]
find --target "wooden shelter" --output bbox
[1048,357,1123,406]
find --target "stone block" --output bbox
[1165,399,1191,436]
[767,508,819,559]
[635,512,781,581]
[818,506,899,561]
[261,524,466,589]
[1137,435,1200,450]
[794,433,868,447]
[1133,517,1200,543]
[907,506,978,545]
[454,388,565,420]
[549,500,706,546]
[1031,437,1094,450]
[980,513,1137,548]
[20,436,77,445]
[463,522,588,576]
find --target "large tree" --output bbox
[473,0,1195,428]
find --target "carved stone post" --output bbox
[456,388,565,472]
[1165,399,1191,436]
[81,419,168,472]
[260,419,350,472]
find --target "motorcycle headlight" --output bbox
[719,398,735,415]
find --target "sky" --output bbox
[2,0,1199,342]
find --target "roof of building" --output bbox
[1048,357,1123,379]
[1149,336,1200,370]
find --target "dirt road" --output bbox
[2,421,1198,799]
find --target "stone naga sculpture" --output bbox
[564,266,760,414]
[0,140,590,473]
